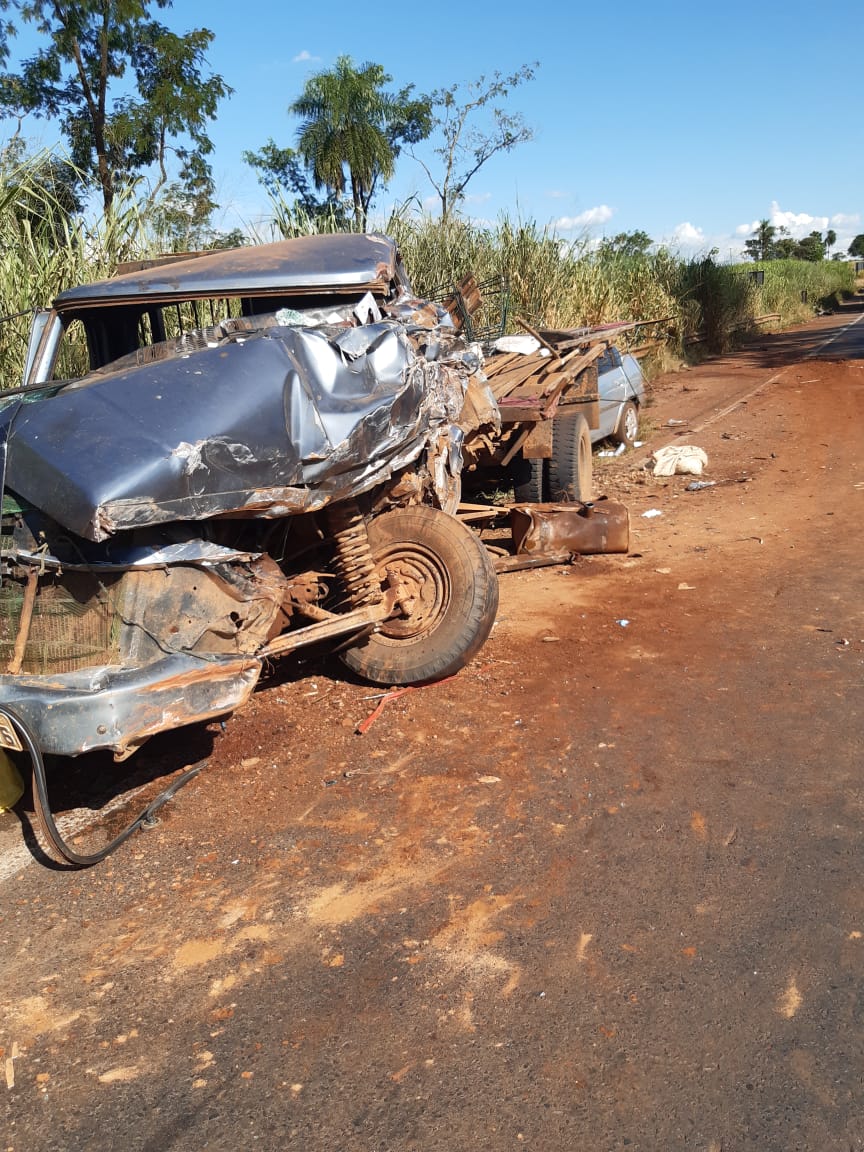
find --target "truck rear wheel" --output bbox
[510,454,546,503]
[549,413,593,502]
[340,506,499,686]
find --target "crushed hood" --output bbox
[1,320,474,541]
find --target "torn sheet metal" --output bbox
[1,320,471,541]
[511,500,630,556]
[0,654,262,757]
[10,529,262,571]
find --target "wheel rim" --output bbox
[624,406,639,442]
[376,543,450,642]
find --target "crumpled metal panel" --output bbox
[0,654,262,756]
[1,320,470,541]
[12,537,261,570]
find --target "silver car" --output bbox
[593,346,646,447]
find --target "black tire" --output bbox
[549,412,593,502]
[612,401,639,448]
[340,505,499,686]
[510,454,546,503]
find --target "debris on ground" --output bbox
[652,445,708,476]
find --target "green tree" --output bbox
[597,230,653,259]
[743,219,777,261]
[774,233,798,260]
[848,234,864,258]
[824,228,836,256]
[415,64,537,221]
[243,140,349,229]
[0,1,231,215]
[289,56,430,230]
[794,231,826,262]
[146,181,246,252]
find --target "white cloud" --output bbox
[292,50,319,63]
[735,204,861,251]
[464,191,492,206]
[769,201,828,237]
[738,203,843,239]
[670,222,705,248]
[554,205,613,231]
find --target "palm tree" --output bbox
[291,57,399,230]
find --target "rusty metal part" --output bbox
[495,552,574,573]
[293,601,340,622]
[510,500,630,556]
[6,568,39,675]
[259,599,393,659]
[327,501,383,607]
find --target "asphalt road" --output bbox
[2,303,864,1151]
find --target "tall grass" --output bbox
[391,213,855,360]
[0,151,158,387]
[755,258,854,320]
[0,160,856,391]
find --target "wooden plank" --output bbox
[483,350,548,378]
[489,363,551,399]
[515,316,561,358]
[459,276,482,314]
[483,351,522,374]
[504,373,564,404]
[486,357,548,386]
[500,426,532,468]
[497,405,544,423]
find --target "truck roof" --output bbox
[53,232,404,312]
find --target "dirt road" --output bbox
[2,302,864,1150]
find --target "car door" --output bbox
[620,353,647,407]
[595,346,629,441]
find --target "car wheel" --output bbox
[613,401,639,448]
[510,454,547,503]
[340,505,499,686]
[549,413,593,502]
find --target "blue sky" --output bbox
[4,0,861,257]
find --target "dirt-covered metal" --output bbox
[0,234,499,760]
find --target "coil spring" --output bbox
[328,500,382,607]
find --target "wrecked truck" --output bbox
[0,233,499,764]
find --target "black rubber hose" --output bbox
[0,703,207,869]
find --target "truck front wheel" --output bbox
[340,506,499,686]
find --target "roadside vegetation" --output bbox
[0,151,857,390]
[0,2,857,389]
